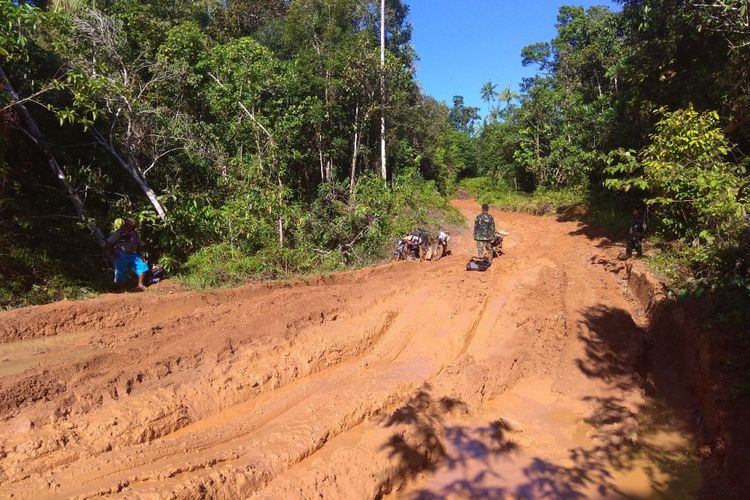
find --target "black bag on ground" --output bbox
[144,264,166,286]
[466,257,491,272]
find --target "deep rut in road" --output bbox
[0,199,700,498]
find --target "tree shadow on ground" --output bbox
[566,225,623,251]
[374,385,519,498]
[576,305,647,392]
[380,305,700,499]
[565,305,699,498]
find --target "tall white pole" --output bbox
[380,0,386,183]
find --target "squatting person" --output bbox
[106,217,149,290]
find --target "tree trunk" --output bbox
[350,103,360,195]
[318,131,326,182]
[90,129,167,220]
[276,174,284,248]
[380,0,387,183]
[0,64,105,247]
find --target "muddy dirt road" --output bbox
[0,199,699,498]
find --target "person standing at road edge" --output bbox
[474,203,496,264]
[626,207,645,258]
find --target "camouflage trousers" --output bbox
[626,236,642,257]
[476,240,493,263]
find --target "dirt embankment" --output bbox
[646,299,750,499]
[0,199,721,498]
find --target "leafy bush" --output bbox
[179,243,271,289]
[176,168,463,290]
[457,177,586,214]
[0,239,104,309]
[456,176,495,197]
[606,107,749,285]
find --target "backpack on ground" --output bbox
[145,264,166,286]
[466,257,491,272]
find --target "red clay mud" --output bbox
[0,200,700,498]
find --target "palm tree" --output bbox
[480,81,498,104]
[498,86,518,111]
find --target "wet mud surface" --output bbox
[0,200,701,498]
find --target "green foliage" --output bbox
[0,246,101,309]
[0,0,470,308]
[640,108,746,242]
[606,107,748,284]
[179,243,270,289]
[0,0,43,62]
[457,177,586,214]
[472,0,750,304]
[458,175,632,235]
[177,167,462,289]
[456,176,494,198]
[407,95,477,194]
[477,121,525,190]
[478,5,621,191]
[448,95,480,135]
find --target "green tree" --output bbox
[606,107,748,244]
[448,95,480,134]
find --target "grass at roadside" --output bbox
[457,176,632,236]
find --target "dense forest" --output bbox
[473,0,750,295]
[1,0,749,309]
[0,0,474,306]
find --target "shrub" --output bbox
[458,177,586,214]
[605,107,749,285]
[180,243,271,289]
[177,167,464,290]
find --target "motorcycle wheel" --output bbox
[432,242,444,261]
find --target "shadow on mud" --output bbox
[566,225,623,252]
[378,305,700,499]
[374,385,518,498]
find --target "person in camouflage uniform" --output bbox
[474,203,496,264]
[626,208,645,258]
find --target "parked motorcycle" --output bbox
[429,230,450,261]
[394,229,431,261]
[393,238,408,261]
[492,231,509,257]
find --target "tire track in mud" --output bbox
[112,276,496,497]
[0,243,481,496]
[250,203,696,500]
[0,296,402,486]
[0,200,697,499]
[108,267,481,496]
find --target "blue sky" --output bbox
[407,0,619,117]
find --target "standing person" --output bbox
[626,208,646,258]
[474,203,496,264]
[106,217,149,290]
